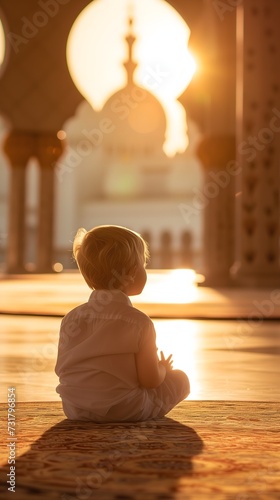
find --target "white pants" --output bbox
[62,370,190,423]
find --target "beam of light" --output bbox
[0,20,5,68]
[66,0,197,157]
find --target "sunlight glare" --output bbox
[0,20,5,68]
[67,0,197,156]
[136,269,198,304]
[155,319,201,400]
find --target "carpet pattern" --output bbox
[0,401,279,499]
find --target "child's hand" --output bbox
[159,351,173,371]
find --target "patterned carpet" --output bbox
[0,401,279,499]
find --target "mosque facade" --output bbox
[54,18,203,269]
[1,0,279,285]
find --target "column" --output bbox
[3,131,34,273]
[36,134,63,273]
[232,0,280,286]
[197,135,236,286]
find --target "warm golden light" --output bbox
[67,0,197,157]
[135,269,199,304]
[53,262,64,273]
[57,130,67,140]
[132,269,201,399]
[155,319,201,400]
[0,20,5,68]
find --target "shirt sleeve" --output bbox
[138,317,158,354]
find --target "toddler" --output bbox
[55,225,190,422]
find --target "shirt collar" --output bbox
[88,289,132,307]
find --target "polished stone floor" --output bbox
[0,272,279,404]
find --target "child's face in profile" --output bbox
[126,260,147,296]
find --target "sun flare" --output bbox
[66,0,196,157]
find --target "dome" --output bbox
[100,17,166,154]
[102,84,167,151]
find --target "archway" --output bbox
[54,0,203,270]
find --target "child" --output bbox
[55,225,190,422]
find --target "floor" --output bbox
[1,271,279,405]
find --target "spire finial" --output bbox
[127,0,134,24]
[123,10,137,86]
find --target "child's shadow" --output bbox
[0,417,204,498]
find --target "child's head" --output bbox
[73,225,149,293]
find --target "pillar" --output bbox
[3,131,63,274]
[197,135,236,286]
[3,131,34,273]
[231,0,280,286]
[36,134,63,273]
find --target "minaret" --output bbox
[123,17,137,86]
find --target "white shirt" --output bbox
[55,289,157,417]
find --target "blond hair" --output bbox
[73,225,149,290]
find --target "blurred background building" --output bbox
[0,0,279,286]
